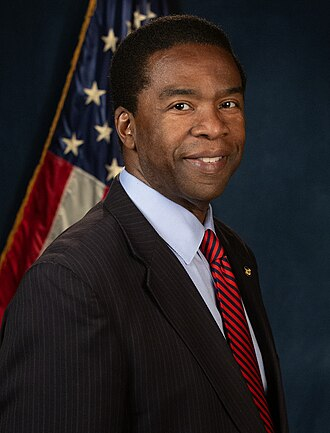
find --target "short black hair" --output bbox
[110,14,246,115]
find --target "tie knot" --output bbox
[200,229,224,263]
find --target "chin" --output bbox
[196,185,228,202]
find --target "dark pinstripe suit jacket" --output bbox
[0,179,289,433]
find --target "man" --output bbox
[0,15,289,433]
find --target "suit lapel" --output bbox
[104,181,266,433]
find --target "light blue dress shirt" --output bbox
[119,169,267,390]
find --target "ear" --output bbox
[115,107,136,150]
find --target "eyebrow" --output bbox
[159,88,197,98]
[159,86,243,99]
[222,86,244,96]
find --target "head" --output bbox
[110,15,246,223]
[110,15,246,115]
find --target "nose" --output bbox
[190,107,229,140]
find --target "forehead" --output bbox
[145,43,242,90]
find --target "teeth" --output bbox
[198,156,223,163]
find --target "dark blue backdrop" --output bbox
[1,1,329,431]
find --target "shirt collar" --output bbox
[119,169,215,264]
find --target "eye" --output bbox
[172,102,191,111]
[220,101,238,109]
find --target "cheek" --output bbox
[231,121,246,149]
[136,133,169,172]
[141,124,177,161]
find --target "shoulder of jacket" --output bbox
[34,200,126,271]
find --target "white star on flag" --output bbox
[101,28,118,53]
[62,133,84,156]
[133,8,147,29]
[105,158,123,181]
[95,122,113,142]
[146,3,157,19]
[83,81,106,105]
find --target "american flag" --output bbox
[0,0,168,322]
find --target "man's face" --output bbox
[118,43,245,222]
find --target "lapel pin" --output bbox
[244,266,252,277]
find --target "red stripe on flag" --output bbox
[0,151,73,321]
[102,185,109,200]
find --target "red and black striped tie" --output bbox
[200,229,274,433]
